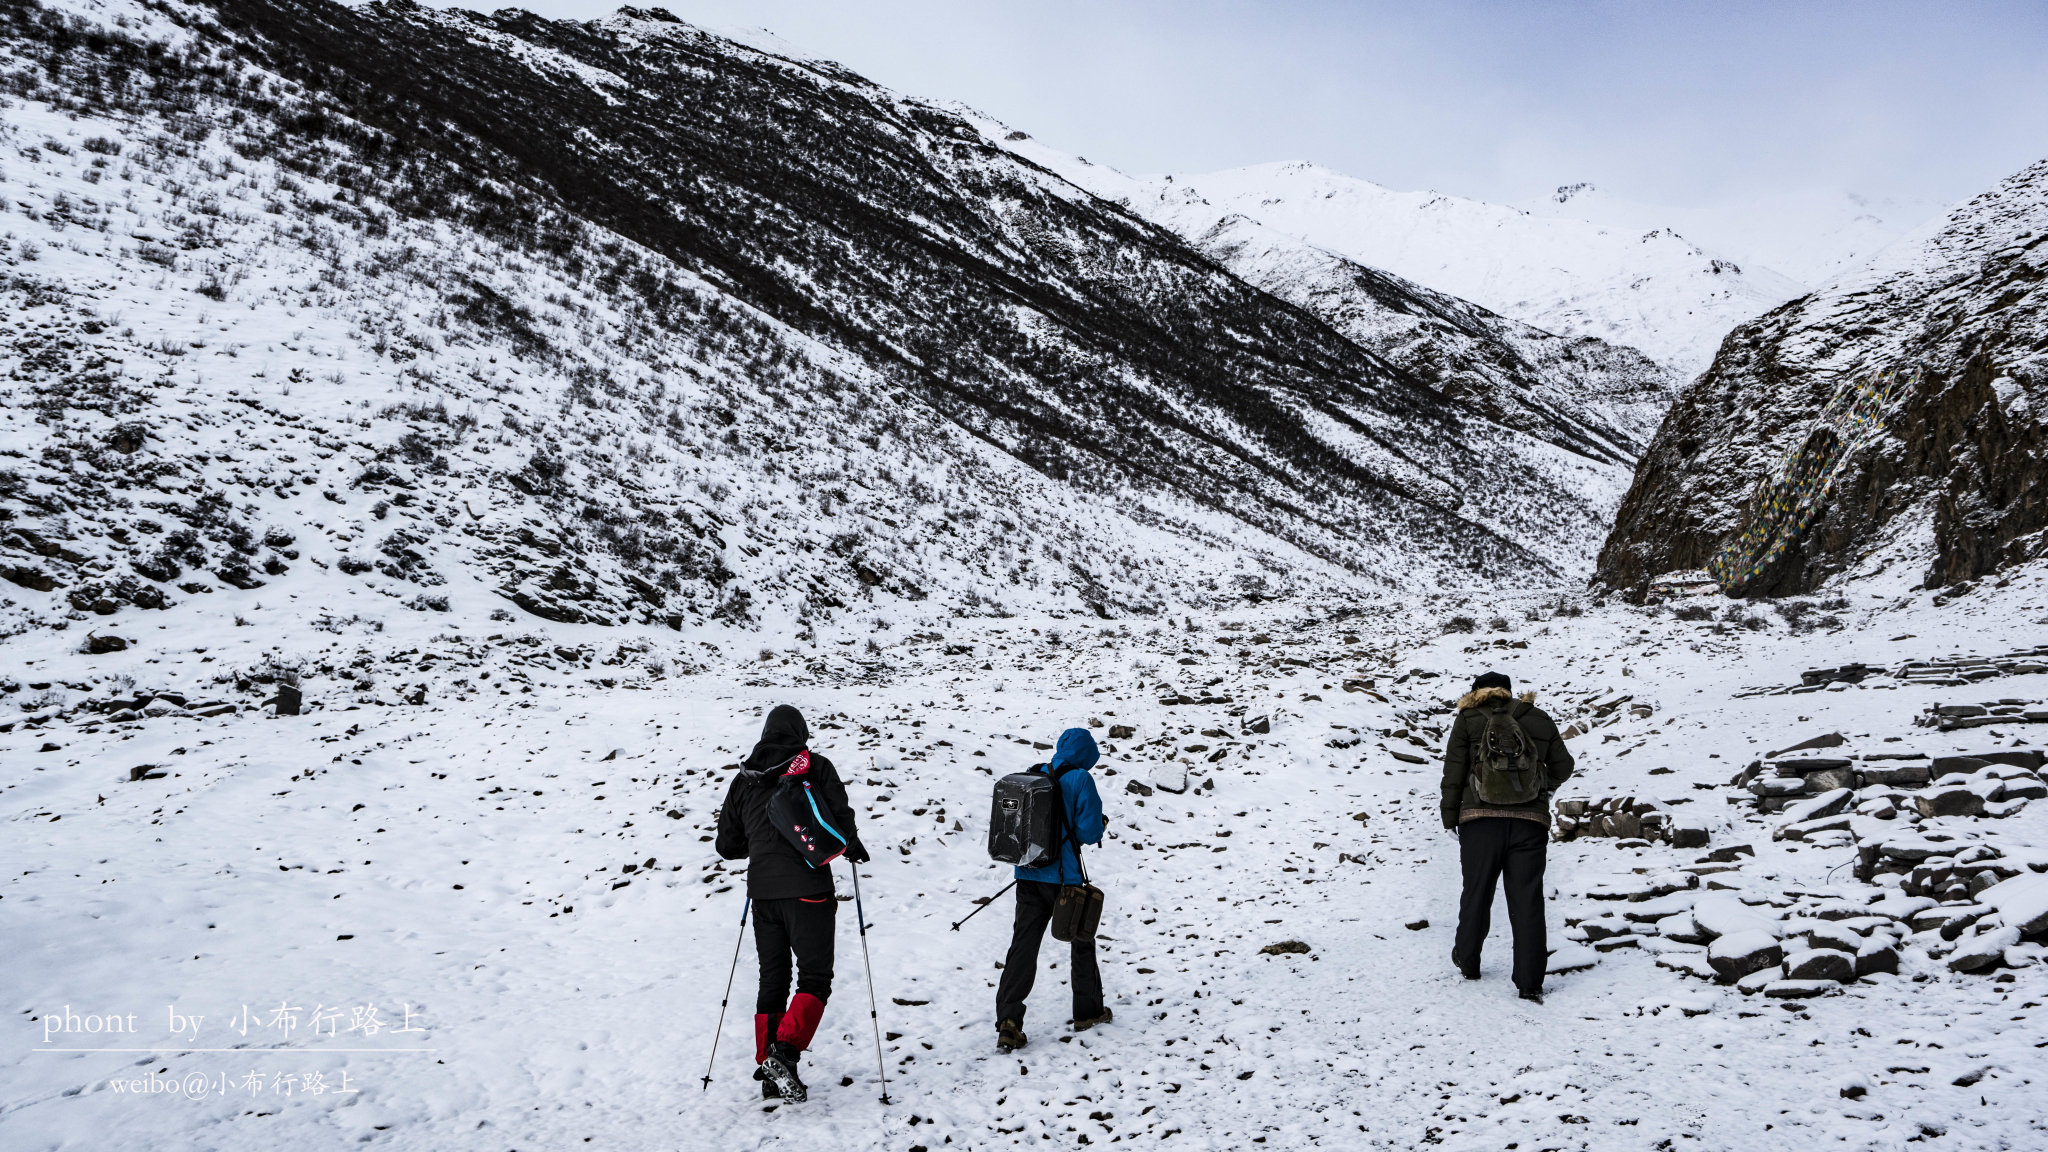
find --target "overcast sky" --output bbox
[427,1,2048,211]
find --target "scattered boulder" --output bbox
[1977,874,2048,936]
[1999,776,2048,801]
[1692,893,1780,941]
[1767,732,1845,757]
[1762,979,1838,999]
[1545,943,1599,974]
[264,684,303,717]
[3,565,58,592]
[1124,779,1154,797]
[1971,750,2047,771]
[1658,911,1712,945]
[1404,919,1429,931]
[1915,786,1986,819]
[1779,788,1853,825]
[1772,757,1854,776]
[1669,818,1710,850]
[1804,924,1863,954]
[1862,763,1931,787]
[1107,724,1135,740]
[1854,941,1900,978]
[1947,925,2020,973]
[83,633,129,655]
[1259,940,1310,955]
[1699,845,1756,864]
[1707,929,1783,983]
[1802,767,1858,793]
[1781,948,1855,983]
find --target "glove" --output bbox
[845,839,871,865]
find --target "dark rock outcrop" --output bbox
[1598,158,2048,596]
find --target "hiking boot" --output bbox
[996,1019,1028,1052]
[1452,948,1479,980]
[761,1078,781,1101]
[1072,1007,1114,1032]
[759,1040,807,1103]
[1518,989,1544,1004]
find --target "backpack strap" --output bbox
[1041,761,1089,887]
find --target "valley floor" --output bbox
[5,568,2048,1152]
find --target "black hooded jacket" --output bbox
[715,705,866,900]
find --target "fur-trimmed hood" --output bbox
[1455,685,1538,711]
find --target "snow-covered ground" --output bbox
[8,563,2048,1150]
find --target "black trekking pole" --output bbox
[850,867,892,1105]
[699,896,751,1092]
[949,879,1017,931]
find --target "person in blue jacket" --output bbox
[995,727,1108,1052]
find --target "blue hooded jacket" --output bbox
[1014,728,1106,885]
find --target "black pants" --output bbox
[1453,817,1549,993]
[754,894,836,1015]
[996,879,1103,1027]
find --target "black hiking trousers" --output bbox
[1453,816,1549,993]
[996,879,1103,1028]
[754,894,836,1015]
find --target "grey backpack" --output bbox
[1470,701,1542,804]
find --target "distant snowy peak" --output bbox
[1180,212,1672,462]
[984,142,1802,375]
[976,119,1677,464]
[1517,183,1948,293]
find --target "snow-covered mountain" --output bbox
[1176,212,1676,462]
[1524,182,1948,292]
[0,0,1676,678]
[1000,150,1807,376]
[1598,155,2048,598]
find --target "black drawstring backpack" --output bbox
[764,750,848,868]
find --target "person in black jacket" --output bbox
[715,705,868,1102]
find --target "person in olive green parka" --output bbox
[1439,671,1574,1001]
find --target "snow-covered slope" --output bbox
[1599,155,2048,598]
[0,0,1677,694]
[1001,147,1805,376]
[1181,212,1676,461]
[1523,182,1948,291]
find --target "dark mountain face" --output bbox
[1597,158,2048,599]
[182,0,1604,583]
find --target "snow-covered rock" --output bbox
[1707,928,1784,982]
[1692,893,1782,940]
[1978,873,2048,936]
[1598,155,2048,597]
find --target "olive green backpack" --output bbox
[1471,700,1543,804]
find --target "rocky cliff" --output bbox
[1597,158,2048,598]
